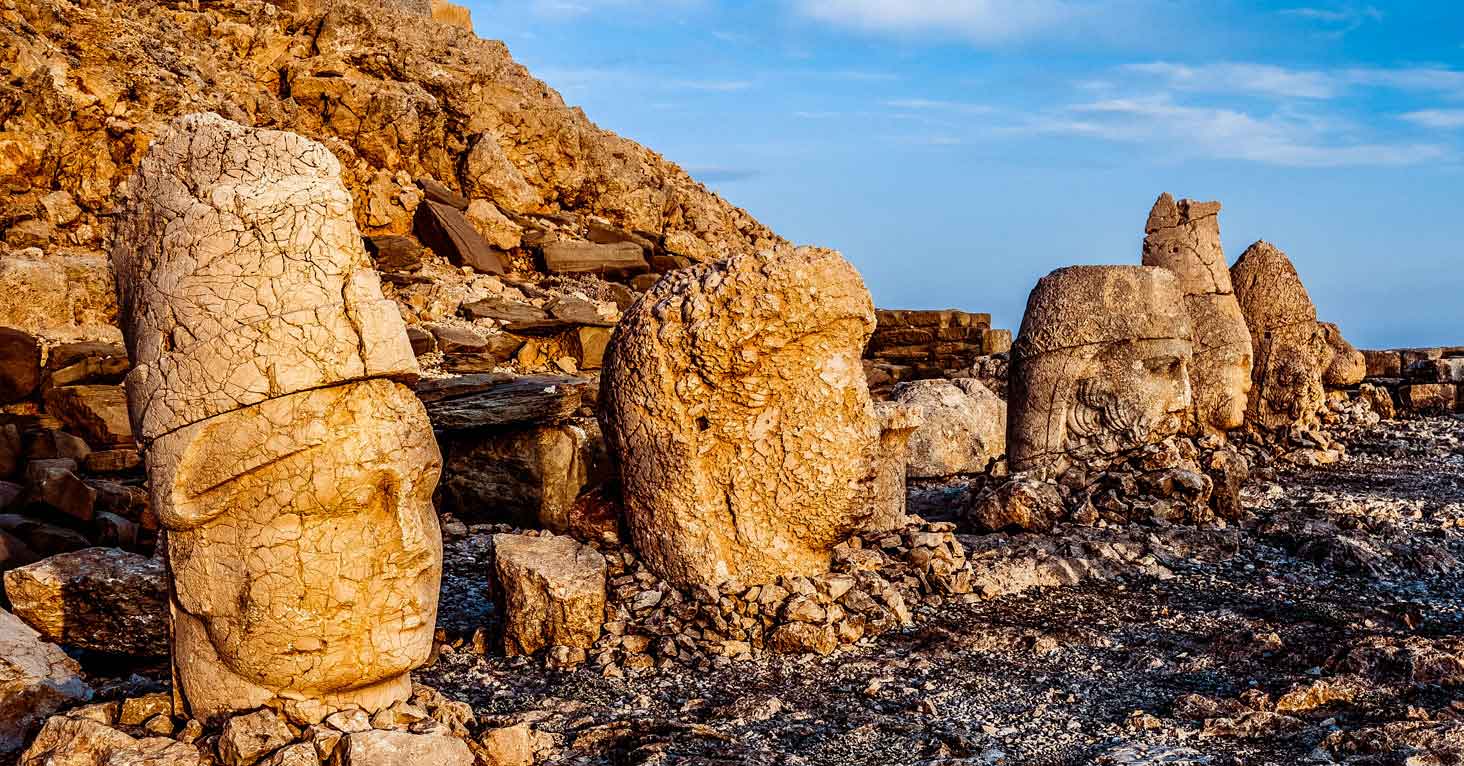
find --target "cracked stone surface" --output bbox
[116,116,443,725]
[1008,266,1194,480]
[111,113,418,444]
[1230,241,1328,434]
[1141,194,1254,436]
[600,246,885,589]
[893,379,1006,479]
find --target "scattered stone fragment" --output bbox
[217,709,293,766]
[18,715,202,766]
[966,477,1065,533]
[0,609,93,755]
[493,533,607,656]
[541,241,649,278]
[342,730,474,766]
[3,547,167,656]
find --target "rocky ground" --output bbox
[409,414,1464,766]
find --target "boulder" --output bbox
[43,385,133,447]
[24,459,96,522]
[26,429,92,463]
[415,200,505,275]
[893,379,1005,479]
[0,529,39,574]
[1359,382,1396,420]
[0,514,91,557]
[1,609,93,754]
[1230,242,1327,433]
[0,328,41,404]
[966,477,1065,533]
[541,241,648,278]
[601,246,884,588]
[492,534,606,656]
[475,723,550,766]
[365,235,426,273]
[465,200,523,251]
[43,341,129,390]
[3,547,168,656]
[19,715,203,765]
[341,730,474,766]
[1007,266,1193,479]
[1141,194,1253,435]
[418,374,587,431]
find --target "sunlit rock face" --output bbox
[600,246,886,590]
[1141,194,1253,436]
[1230,241,1329,434]
[112,113,441,725]
[1008,265,1195,480]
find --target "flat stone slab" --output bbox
[417,374,588,431]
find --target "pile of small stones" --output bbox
[586,520,976,674]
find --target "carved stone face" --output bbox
[1200,343,1254,432]
[1009,266,1195,479]
[151,380,441,720]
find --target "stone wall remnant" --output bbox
[111,114,442,725]
[601,246,886,588]
[1008,265,1194,480]
[1141,194,1253,435]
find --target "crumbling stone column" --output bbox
[1142,194,1254,436]
[111,113,443,724]
[600,246,887,589]
[1007,265,1195,480]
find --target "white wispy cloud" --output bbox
[1036,94,1446,167]
[1123,62,1340,99]
[1120,62,1464,100]
[884,98,995,113]
[1401,109,1464,129]
[791,0,1108,44]
[1280,5,1383,36]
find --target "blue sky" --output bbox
[463,0,1464,348]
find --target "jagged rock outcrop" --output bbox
[1008,265,1194,479]
[1,0,781,342]
[600,247,884,588]
[113,114,443,725]
[1230,242,1328,433]
[1141,194,1253,435]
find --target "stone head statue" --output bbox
[1230,241,1327,433]
[1141,193,1253,435]
[1008,265,1195,479]
[112,114,440,724]
[1319,321,1366,388]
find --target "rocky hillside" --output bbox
[0,0,783,341]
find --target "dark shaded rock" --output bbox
[417,374,587,431]
[25,460,95,523]
[0,528,38,574]
[0,515,90,557]
[42,385,133,447]
[416,200,505,275]
[460,296,549,324]
[548,296,615,326]
[42,341,128,390]
[428,324,525,372]
[365,235,426,273]
[1205,448,1250,520]
[406,325,437,356]
[82,449,141,475]
[0,424,18,479]
[966,477,1065,533]
[585,220,654,253]
[0,328,41,404]
[414,177,469,210]
[25,429,90,462]
[440,420,609,532]
[3,547,168,656]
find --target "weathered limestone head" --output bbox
[112,114,441,724]
[1141,193,1253,435]
[600,246,883,589]
[1230,241,1328,432]
[1319,321,1366,387]
[1009,265,1194,479]
[111,112,418,442]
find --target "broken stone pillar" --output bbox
[111,113,442,725]
[600,246,885,588]
[1141,194,1254,436]
[1230,242,1328,433]
[1008,266,1194,480]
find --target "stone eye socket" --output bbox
[1145,356,1183,377]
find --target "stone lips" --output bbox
[1009,265,1194,479]
[111,113,417,443]
[601,246,884,589]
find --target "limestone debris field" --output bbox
[2,0,1464,764]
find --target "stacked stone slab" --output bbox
[1360,346,1464,416]
[1140,194,1253,436]
[601,246,891,589]
[864,309,1012,392]
[111,114,443,725]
